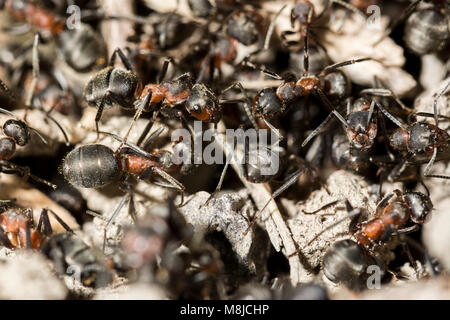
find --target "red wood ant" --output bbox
[0,0,65,36]
[301,94,406,151]
[242,55,371,136]
[280,0,367,50]
[62,129,187,249]
[0,201,73,250]
[361,80,450,181]
[288,189,433,257]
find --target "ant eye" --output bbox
[192,105,202,114]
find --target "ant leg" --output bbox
[136,117,155,147]
[303,27,310,76]
[375,191,397,215]
[432,79,450,127]
[302,112,334,147]
[45,208,74,233]
[288,206,364,257]
[264,4,287,50]
[361,88,414,113]
[128,192,137,223]
[121,93,150,148]
[103,192,131,251]
[419,180,430,197]
[109,48,134,71]
[403,235,437,277]
[197,54,214,84]
[203,152,231,206]
[320,58,372,76]
[95,96,107,139]
[384,153,414,182]
[378,111,395,161]
[151,167,186,206]
[240,59,283,80]
[302,199,341,214]
[25,219,32,249]
[37,208,53,236]
[280,30,300,48]
[261,118,283,141]
[0,161,57,189]
[413,112,450,122]
[423,147,450,180]
[221,82,259,131]
[142,126,165,150]
[374,102,408,130]
[157,57,174,84]
[24,34,40,122]
[0,227,13,249]
[243,167,307,236]
[396,225,420,235]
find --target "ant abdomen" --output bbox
[84,66,140,109]
[63,144,120,188]
[322,239,379,290]
[4,119,30,146]
[404,8,449,55]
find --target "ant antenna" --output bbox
[24,34,40,122]
[288,200,362,257]
[243,167,307,236]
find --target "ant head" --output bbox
[186,83,221,122]
[291,0,314,26]
[403,192,433,224]
[253,88,286,118]
[188,0,216,18]
[346,111,377,150]
[225,11,261,46]
[407,122,436,154]
[3,119,30,146]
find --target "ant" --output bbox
[322,234,438,289]
[373,80,450,181]
[62,129,188,249]
[0,201,73,250]
[280,0,367,50]
[302,95,405,152]
[321,238,380,290]
[375,0,449,55]
[0,1,114,74]
[240,145,328,235]
[85,47,254,144]
[288,189,433,255]
[42,232,114,288]
[0,0,65,36]
[243,54,371,136]
[121,200,193,269]
[0,109,68,191]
